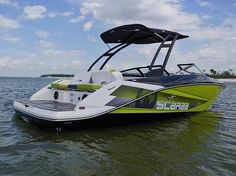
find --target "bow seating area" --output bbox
[50,70,123,92]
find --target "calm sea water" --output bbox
[0,77,235,176]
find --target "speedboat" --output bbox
[14,24,225,128]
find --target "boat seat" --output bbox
[50,83,102,92]
[90,70,123,84]
[72,72,91,83]
[112,71,123,81]
[90,71,113,84]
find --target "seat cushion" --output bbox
[50,83,68,90]
[76,83,102,91]
[50,83,102,92]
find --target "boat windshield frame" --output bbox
[175,63,205,76]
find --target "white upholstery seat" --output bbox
[91,71,112,84]
[91,71,123,84]
[72,72,91,84]
[72,71,123,85]
[111,71,123,81]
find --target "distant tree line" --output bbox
[40,69,236,79]
[40,74,74,78]
[205,69,236,79]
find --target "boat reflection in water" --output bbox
[14,110,222,175]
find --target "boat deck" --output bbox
[17,100,76,111]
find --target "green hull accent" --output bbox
[161,84,223,112]
[111,85,152,99]
[110,107,191,114]
[111,84,224,114]
[50,83,102,91]
[110,104,208,114]
[77,83,102,91]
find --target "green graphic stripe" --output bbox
[161,84,223,100]
[110,84,224,113]
[111,85,152,99]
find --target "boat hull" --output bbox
[111,83,224,114]
[14,83,224,129]
[15,109,197,129]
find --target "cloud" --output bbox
[0,0,18,7]
[35,31,50,38]
[83,21,93,31]
[195,39,236,62]
[66,60,81,70]
[197,1,213,9]
[79,0,236,41]
[36,40,55,48]
[0,15,20,29]
[223,18,236,28]
[41,49,84,71]
[69,15,85,23]
[65,0,82,7]
[45,60,82,73]
[71,60,80,66]
[48,11,74,18]
[23,5,47,20]
[80,1,101,16]
[134,33,236,71]
[182,38,236,71]
[79,0,235,41]
[88,35,96,42]
[0,56,45,70]
[42,49,80,58]
[62,11,74,16]
[48,11,57,18]
[80,0,201,30]
[65,0,236,72]
[0,52,83,76]
[4,36,22,45]
[0,50,84,76]
[189,26,236,41]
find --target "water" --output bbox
[0,77,235,176]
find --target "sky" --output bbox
[0,0,236,77]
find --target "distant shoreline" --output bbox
[217,78,236,82]
[40,74,74,78]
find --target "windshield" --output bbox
[176,63,204,75]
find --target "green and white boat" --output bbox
[14,24,224,128]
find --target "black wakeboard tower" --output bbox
[87,24,188,73]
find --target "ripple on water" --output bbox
[0,78,235,176]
